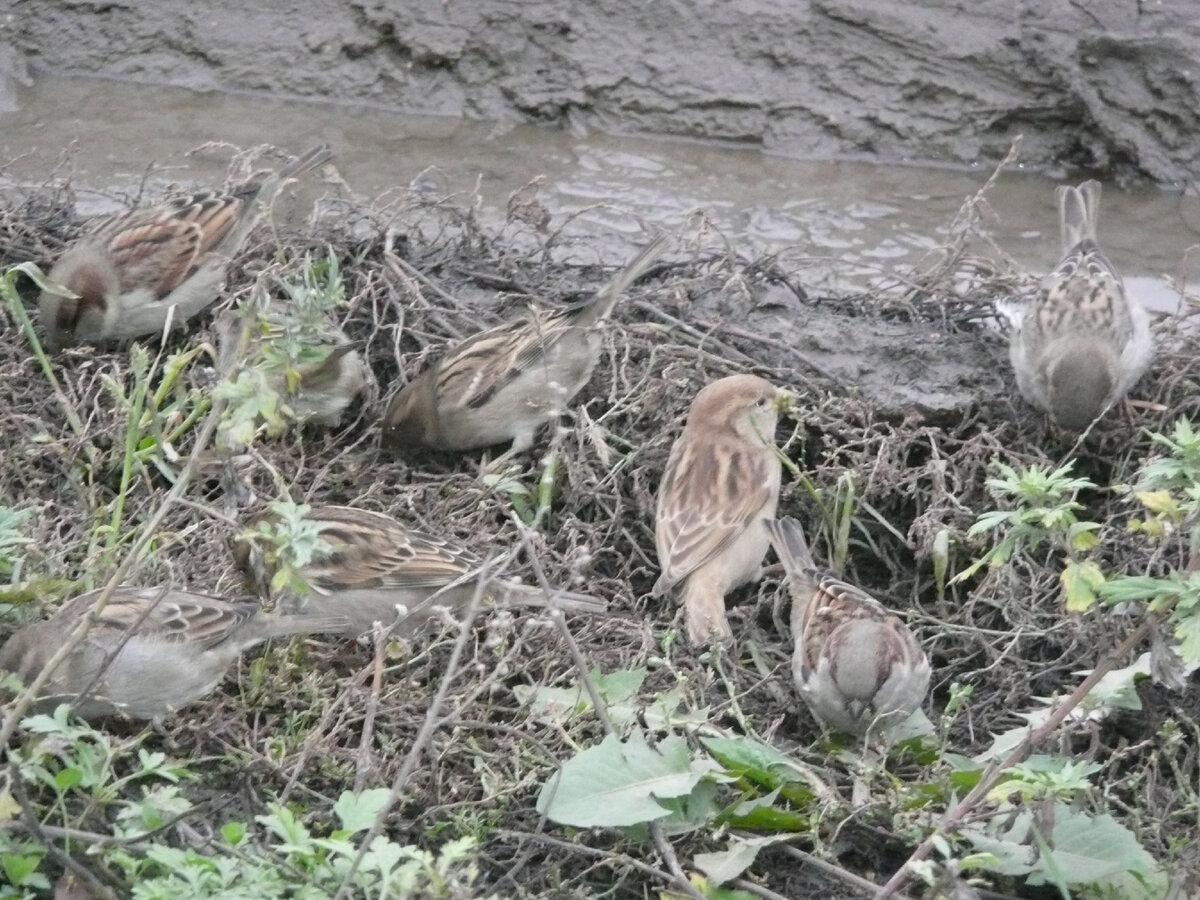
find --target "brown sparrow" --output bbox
[271,343,370,427]
[38,144,333,350]
[653,374,789,645]
[230,505,607,636]
[765,517,930,738]
[1009,180,1153,430]
[381,235,669,453]
[0,585,347,720]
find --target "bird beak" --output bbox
[774,390,797,416]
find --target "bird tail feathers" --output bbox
[572,234,670,326]
[1058,179,1101,251]
[764,516,817,575]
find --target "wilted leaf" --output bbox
[514,667,647,723]
[694,834,793,885]
[1136,490,1179,517]
[1061,559,1105,612]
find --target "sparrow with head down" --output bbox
[0,585,347,720]
[653,374,790,645]
[765,516,930,738]
[38,144,333,350]
[231,504,607,637]
[1009,179,1153,431]
[381,235,669,454]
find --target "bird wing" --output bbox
[433,308,568,412]
[654,434,774,593]
[299,508,477,592]
[77,587,256,652]
[95,192,245,300]
[794,574,889,677]
[1037,240,1133,348]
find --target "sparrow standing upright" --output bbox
[0,585,347,720]
[766,516,930,738]
[381,235,669,454]
[653,374,788,645]
[1009,180,1153,430]
[231,505,607,636]
[38,144,333,349]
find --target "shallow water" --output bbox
[3,77,1197,314]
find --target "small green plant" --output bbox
[0,705,190,897]
[237,501,332,600]
[1126,418,1200,551]
[215,250,355,449]
[1,707,484,898]
[260,250,347,383]
[1,263,92,451]
[110,793,485,899]
[950,756,1166,899]
[0,507,31,584]
[954,460,1103,609]
[531,666,923,889]
[96,341,212,560]
[481,449,562,526]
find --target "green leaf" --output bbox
[0,790,19,822]
[959,815,1037,876]
[966,509,1014,537]
[334,788,391,834]
[2,852,43,887]
[10,260,70,296]
[718,788,809,831]
[1175,614,1200,665]
[537,731,725,828]
[1097,574,1179,607]
[700,735,823,807]
[643,778,722,837]
[1027,806,1165,895]
[220,821,247,845]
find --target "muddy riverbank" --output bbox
[10,0,1200,183]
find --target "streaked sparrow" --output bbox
[381,235,669,453]
[653,374,788,645]
[1009,179,1153,430]
[231,504,607,636]
[0,585,347,720]
[38,144,333,350]
[766,516,930,738]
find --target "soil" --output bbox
[1,151,1199,898]
[10,0,1200,183]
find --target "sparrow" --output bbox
[230,504,608,636]
[653,374,789,645]
[765,516,930,738]
[381,234,669,454]
[1009,179,1153,431]
[38,143,333,350]
[0,585,347,720]
[271,342,370,427]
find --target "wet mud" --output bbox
[11,0,1200,182]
